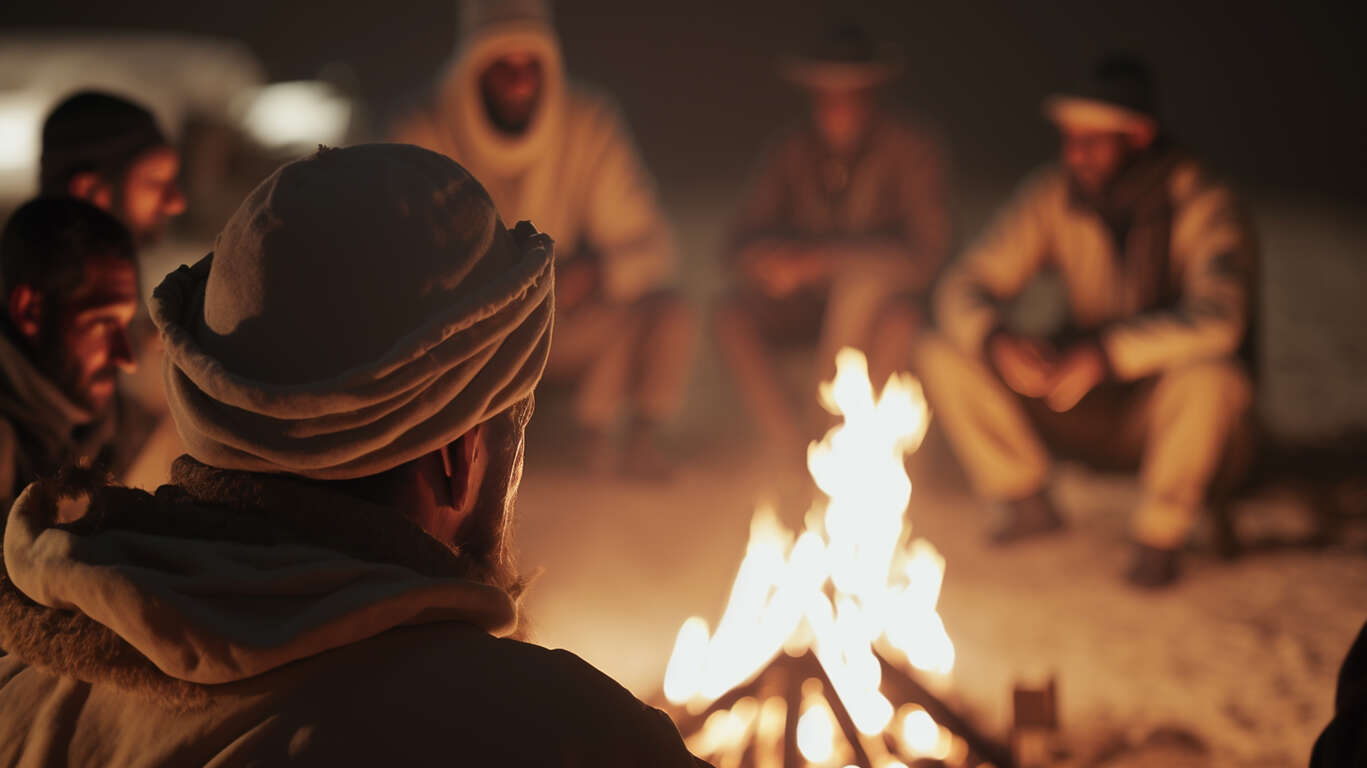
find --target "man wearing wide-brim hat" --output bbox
[918,55,1259,588]
[715,22,950,467]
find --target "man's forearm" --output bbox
[806,237,941,289]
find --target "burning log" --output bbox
[660,349,1015,768]
[875,655,1013,768]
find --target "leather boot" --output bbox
[1125,543,1181,589]
[988,491,1066,546]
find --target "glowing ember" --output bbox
[898,705,953,760]
[796,683,838,763]
[664,348,956,765]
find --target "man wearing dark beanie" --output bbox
[40,90,186,246]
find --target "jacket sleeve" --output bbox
[725,136,794,261]
[1101,174,1255,380]
[581,104,678,302]
[934,171,1056,356]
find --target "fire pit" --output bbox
[661,349,1014,768]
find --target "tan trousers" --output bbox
[543,291,697,430]
[916,333,1254,549]
[715,262,920,448]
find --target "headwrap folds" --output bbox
[151,143,554,480]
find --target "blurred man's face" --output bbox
[813,88,875,156]
[42,255,139,413]
[1058,125,1133,197]
[119,146,186,246]
[480,53,544,135]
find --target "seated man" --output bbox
[40,89,190,489]
[714,23,948,463]
[0,144,706,766]
[918,55,1257,588]
[395,0,695,478]
[40,90,186,248]
[0,198,149,508]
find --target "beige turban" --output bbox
[150,144,554,480]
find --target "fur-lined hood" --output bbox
[0,458,517,708]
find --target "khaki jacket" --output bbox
[0,460,706,767]
[935,159,1257,380]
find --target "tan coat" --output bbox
[394,17,677,303]
[935,159,1256,380]
[0,460,706,767]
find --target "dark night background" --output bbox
[3,0,1364,201]
[3,7,1367,758]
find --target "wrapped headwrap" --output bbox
[150,143,554,479]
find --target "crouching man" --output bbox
[396,0,696,478]
[918,56,1257,588]
[0,144,707,767]
[715,22,948,464]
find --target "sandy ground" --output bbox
[505,186,1366,768]
[512,433,1363,768]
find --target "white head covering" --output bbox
[440,0,565,175]
[151,143,555,479]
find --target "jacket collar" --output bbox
[0,324,98,443]
[0,459,517,708]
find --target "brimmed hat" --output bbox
[151,144,555,480]
[779,22,903,92]
[1044,54,1159,134]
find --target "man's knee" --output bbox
[913,332,974,386]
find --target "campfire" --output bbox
[662,349,1013,768]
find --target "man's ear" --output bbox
[67,172,114,210]
[440,423,488,518]
[7,285,44,342]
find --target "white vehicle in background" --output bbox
[0,32,358,287]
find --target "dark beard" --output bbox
[451,399,532,602]
[34,327,105,414]
[482,89,536,137]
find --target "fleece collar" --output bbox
[0,459,517,708]
[0,327,109,457]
